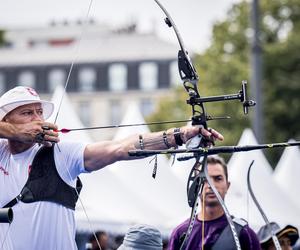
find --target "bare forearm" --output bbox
[0,122,18,140]
[84,137,136,171]
[84,131,170,171]
[84,126,212,171]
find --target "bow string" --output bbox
[50,0,102,249]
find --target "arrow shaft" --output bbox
[58,119,192,132]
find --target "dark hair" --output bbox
[89,230,107,242]
[207,155,228,181]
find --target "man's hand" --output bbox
[12,121,60,146]
[178,125,224,148]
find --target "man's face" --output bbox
[99,233,109,248]
[201,162,230,207]
[266,236,292,250]
[3,103,44,124]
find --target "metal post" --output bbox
[250,0,264,143]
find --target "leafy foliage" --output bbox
[147,0,300,166]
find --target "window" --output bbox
[78,101,91,126]
[170,61,181,87]
[108,64,127,91]
[0,73,5,94]
[139,62,158,90]
[18,70,36,88]
[48,69,66,92]
[78,67,96,92]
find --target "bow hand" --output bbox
[184,126,224,149]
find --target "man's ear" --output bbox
[227,181,231,189]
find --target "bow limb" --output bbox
[153,0,198,84]
[179,155,203,250]
[247,161,281,250]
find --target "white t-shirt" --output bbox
[0,140,87,250]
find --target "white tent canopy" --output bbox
[76,166,166,234]
[273,140,300,209]
[226,129,300,230]
[48,85,93,143]
[111,102,190,230]
[168,147,195,185]
[75,102,166,233]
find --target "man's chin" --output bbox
[205,200,219,207]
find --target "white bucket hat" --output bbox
[117,224,163,250]
[0,86,54,121]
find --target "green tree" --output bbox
[261,0,300,143]
[147,0,300,166]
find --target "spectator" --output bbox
[117,224,162,250]
[88,231,112,250]
[168,156,260,250]
[257,222,299,250]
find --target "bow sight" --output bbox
[188,80,256,123]
[187,80,256,115]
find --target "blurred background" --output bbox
[0,0,299,249]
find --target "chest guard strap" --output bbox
[212,217,247,250]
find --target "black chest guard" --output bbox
[3,145,82,210]
[211,217,247,250]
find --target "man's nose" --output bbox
[203,181,211,189]
[32,111,43,121]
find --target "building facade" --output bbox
[0,21,182,140]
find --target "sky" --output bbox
[0,0,241,53]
